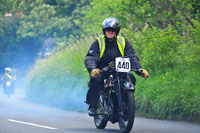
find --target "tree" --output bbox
[0,0,91,73]
[81,0,199,36]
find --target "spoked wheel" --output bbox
[94,95,108,129]
[118,91,135,133]
[94,114,108,129]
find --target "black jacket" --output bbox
[85,36,142,73]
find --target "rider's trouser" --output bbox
[86,73,136,106]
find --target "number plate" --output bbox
[6,81,11,87]
[115,57,131,72]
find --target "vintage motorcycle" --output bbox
[2,76,15,97]
[93,57,142,133]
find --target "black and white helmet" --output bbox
[102,17,121,35]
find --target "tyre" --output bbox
[119,91,135,133]
[94,114,108,129]
[94,95,108,129]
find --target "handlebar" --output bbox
[99,61,143,75]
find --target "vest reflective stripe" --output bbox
[117,36,125,56]
[97,35,125,59]
[97,36,105,59]
[5,73,13,80]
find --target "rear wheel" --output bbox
[118,91,135,133]
[94,114,108,129]
[94,95,108,129]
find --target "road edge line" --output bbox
[7,119,58,130]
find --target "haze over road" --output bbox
[0,87,199,133]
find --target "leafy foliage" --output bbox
[0,0,90,73]
[0,16,39,72]
[81,0,200,36]
[133,21,200,122]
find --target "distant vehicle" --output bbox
[1,67,16,97]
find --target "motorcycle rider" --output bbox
[84,17,149,116]
[1,67,16,81]
[1,67,16,91]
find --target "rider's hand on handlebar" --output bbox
[91,68,100,78]
[139,69,149,78]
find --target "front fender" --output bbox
[123,81,135,91]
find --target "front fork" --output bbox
[115,72,124,116]
[115,72,135,123]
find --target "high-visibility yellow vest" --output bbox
[5,73,13,80]
[84,35,126,72]
[97,35,126,59]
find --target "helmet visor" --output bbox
[104,27,117,32]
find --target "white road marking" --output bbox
[7,119,58,130]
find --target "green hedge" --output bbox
[135,66,200,122]
[132,21,200,122]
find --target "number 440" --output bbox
[117,62,130,69]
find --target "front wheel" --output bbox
[119,91,135,133]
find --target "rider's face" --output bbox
[105,28,116,39]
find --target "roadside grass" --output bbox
[135,65,200,122]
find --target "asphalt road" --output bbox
[0,88,200,133]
